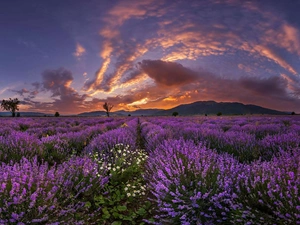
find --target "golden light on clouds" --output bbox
[73,43,86,59]
[127,97,149,106]
[7,0,300,114]
[257,45,298,75]
[163,96,178,101]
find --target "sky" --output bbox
[1,0,300,114]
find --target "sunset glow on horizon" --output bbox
[1,0,300,114]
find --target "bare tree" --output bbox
[103,102,113,117]
[1,98,20,117]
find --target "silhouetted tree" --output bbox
[54,112,60,117]
[217,112,222,116]
[1,98,20,117]
[17,112,20,117]
[172,111,179,117]
[205,114,207,116]
[103,102,113,117]
[128,114,131,116]
[291,111,296,115]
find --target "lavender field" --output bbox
[0,116,299,225]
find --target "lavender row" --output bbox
[1,116,299,224]
[141,116,300,162]
[0,117,132,164]
[0,117,146,224]
[145,138,300,224]
[0,117,126,138]
[0,156,109,224]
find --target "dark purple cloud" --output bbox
[32,82,41,90]
[11,88,30,96]
[10,88,39,99]
[138,60,199,87]
[41,68,74,97]
[239,76,288,97]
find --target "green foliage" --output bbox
[282,120,291,127]
[19,123,29,131]
[54,112,60,117]
[90,144,154,224]
[41,139,70,165]
[172,112,179,117]
[136,119,145,150]
[1,98,20,117]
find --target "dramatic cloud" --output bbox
[83,0,162,93]
[82,0,300,100]
[22,68,91,114]
[82,61,300,112]
[3,0,300,113]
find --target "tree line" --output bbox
[1,98,20,117]
[1,98,114,117]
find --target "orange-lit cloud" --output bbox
[73,43,86,59]
[163,96,178,102]
[83,0,162,94]
[264,23,300,56]
[253,45,298,75]
[83,0,300,101]
[127,97,149,106]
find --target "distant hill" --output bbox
[0,101,288,117]
[77,111,108,117]
[115,109,163,116]
[155,101,288,116]
[0,112,50,117]
[77,109,163,117]
[77,101,288,117]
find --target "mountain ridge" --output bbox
[78,101,289,116]
[0,101,290,117]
